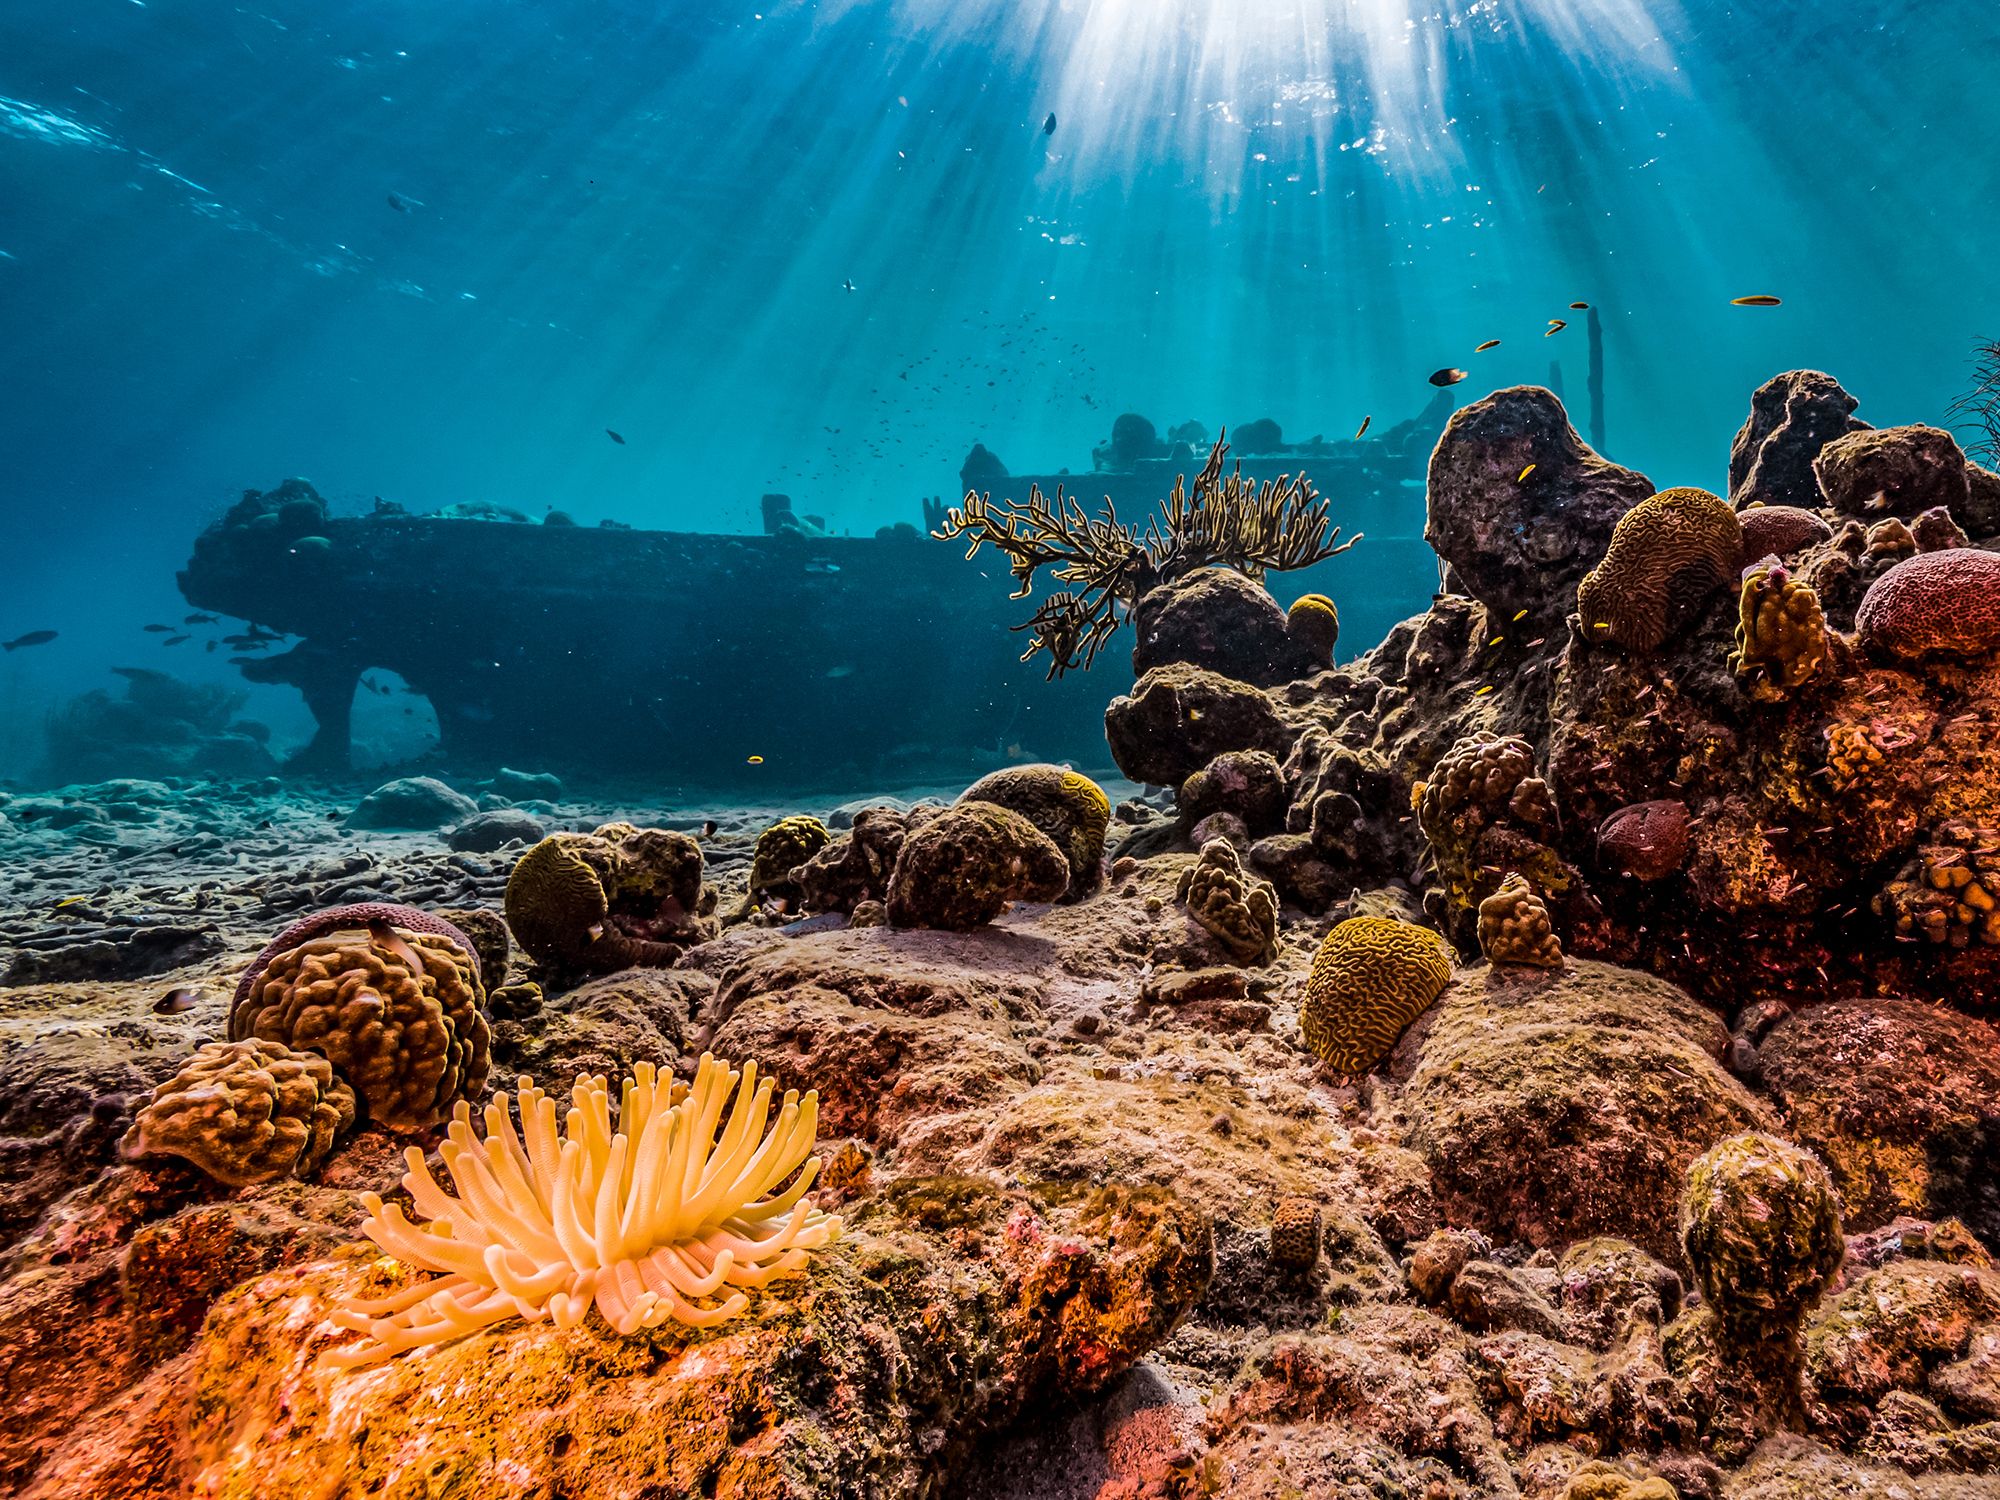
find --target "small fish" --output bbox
[1569,300,1590,310]
[701,820,718,838]
[1353,415,1371,439]
[1428,367,1468,387]
[746,754,765,765]
[386,191,423,213]
[1545,320,1567,335]
[1512,609,1529,622]
[53,894,88,909]
[154,987,201,1015]
[3,630,56,651]
[1474,339,1501,352]
[824,664,855,679]
[1518,463,1537,482]
[1474,685,1496,696]
[1489,636,1505,646]
[222,634,271,649]
[142,623,173,633]
[184,612,217,624]
[1731,294,1782,307]
[605,428,626,445]
[162,634,189,647]
[841,278,856,293]
[1042,111,1057,136]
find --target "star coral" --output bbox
[327,1055,841,1366]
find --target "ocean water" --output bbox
[2,0,1996,785]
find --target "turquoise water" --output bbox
[2,0,1995,779]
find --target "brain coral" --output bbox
[1854,547,2000,663]
[1476,873,1563,968]
[1285,593,1340,664]
[1175,838,1280,965]
[506,823,713,973]
[327,1055,841,1365]
[958,763,1110,895]
[1737,504,1833,560]
[1728,560,1829,698]
[120,1038,355,1186]
[1576,487,1744,652]
[1298,917,1455,1074]
[885,802,1070,930]
[1680,1132,1844,1336]
[230,918,490,1132]
[749,815,831,897]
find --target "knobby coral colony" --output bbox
[327,1055,841,1366]
[933,433,1360,676]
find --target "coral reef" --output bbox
[1476,872,1563,967]
[1855,547,2000,663]
[227,909,490,1132]
[796,805,928,914]
[884,801,1070,929]
[1576,487,1743,652]
[1297,916,1454,1073]
[1728,559,1830,698]
[1415,730,1572,940]
[1873,818,2000,948]
[506,823,716,974]
[1181,749,1290,834]
[41,668,276,784]
[328,1056,841,1363]
[935,434,1358,674]
[119,1038,354,1186]
[747,815,831,901]
[1174,839,1280,964]
[1131,569,1331,686]
[1738,502,1834,558]
[959,763,1110,895]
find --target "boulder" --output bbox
[345,775,477,830]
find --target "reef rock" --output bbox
[1130,569,1326,687]
[1425,385,1654,628]
[885,802,1071,930]
[1814,424,1992,533]
[346,775,479,830]
[1104,663,1298,788]
[1728,369,1866,511]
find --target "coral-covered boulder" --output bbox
[1855,548,2000,663]
[885,803,1070,930]
[505,823,716,974]
[1103,663,1297,788]
[1476,873,1563,968]
[1757,999,2000,1246]
[345,775,478,830]
[1130,569,1325,686]
[796,806,932,915]
[1680,1132,1844,1336]
[1596,800,1690,883]
[118,1039,354,1187]
[1815,424,1986,531]
[959,764,1110,896]
[1576,487,1743,653]
[1728,369,1865,511]
[1403,961,1773,1263]
[1286,592,1340,666]
[1180,749,1289,834]
[1738,503,1835,559]
[1425,385,1654,627]
[748,815,831,899]
[1174,839,1279,965]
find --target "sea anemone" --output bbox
[326,1054,841,1366]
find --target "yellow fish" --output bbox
[1518,463,1537,482]
[1474,339,1501,352]
[1545,320,1567,336]
[1474,685,1496,696]
[1354,415,1371,439]
[1731,294,1782,307]
[1569,301,1590,310]
[1512,609,1529,622]
[746,754,765,765]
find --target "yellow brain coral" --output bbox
[1298,917,1455,1073]
[327,1054,841,1366]
[1577,487,1743,652]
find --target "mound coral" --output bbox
[1175,838,1279,965]
[1736,503,1833,559]
[1285,592,1340,663]
[506,823,714,974]
[933,433,1358,674]
[1180,749,1289,834]
[1728,560,1829,698]
[1680,1132,1844,1336]
[796,806,924,915]
[1813,424,1972,525]
[1268,1196,1322,1271]
[229,912,490,1132]
[1872,819,2000,947]
[1855,547,2000,663]
[1476,873,1563,968]
[885,802,1070,930]
[120,1038,355,1186]
[958,763,1110,895]
[1414,731,1567,930]
[1298,917,1455,1074]
[748,816,831,898]
[327,1056,840,1366]
[1576,487,1743,652]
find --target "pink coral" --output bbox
[1855,548,2000,662]
[1597,800,1690,883]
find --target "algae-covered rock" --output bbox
[1131,568,1326,686]
[504,822,715,974]
[959,763,1110,896]
[1728,368,1865,512]
[885,802,1070,930]
[1681,1133,1844,1338]
[345,774,477,829]
[748,814,831,897]
[1103,662,1297,787]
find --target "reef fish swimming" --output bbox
[3,630,55,651]
[1428,367,1468,387]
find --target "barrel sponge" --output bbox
[1680,1132,1844,1336]
[1175,838,1279,965]
[1476,873,1563,968]
[1737,503,1832,560]
[885,801,1071,930]
[749,815,831,895]
[120,1038,355,1186]
[959,763,1110,895]
[1298,917,1455,1074]
[1855,547,2000,662]
[1285,592,1340,663]
[1577,487,1744,651]
[1728,560,1829,698]
[228,923,489,1133]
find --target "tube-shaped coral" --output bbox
[326,1054,841,1366]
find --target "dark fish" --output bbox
[184,612,218,624]
[1569,301,1590,310]
[222,634,270,648]
[154,986,201,1015]
[162,634,190,647]
[841,278,856,293]
[606,428,626,445]
[1428,367,1469,387]
[206,640,217,653]
[244,624,282,640]
[1474,339,1500,352]
[143,623,176,633]
[1042,111,1057,136]
[3,630,56,651]
[1353,415,1371,439]
[386,191,423,213]
[1731,294,1782,307]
